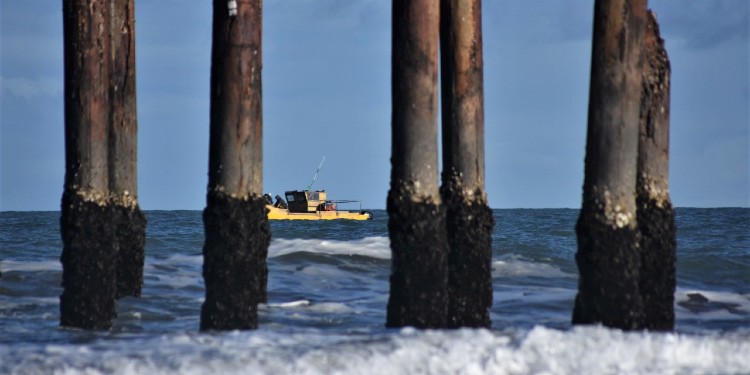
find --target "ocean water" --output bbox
[1,208,749,374]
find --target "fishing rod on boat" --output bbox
[307,156,326,191]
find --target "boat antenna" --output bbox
[307,156,326,191]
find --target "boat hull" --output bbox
[266,205,372,221]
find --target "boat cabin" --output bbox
[284,190,336,213]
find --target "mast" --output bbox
[307,156,326,191]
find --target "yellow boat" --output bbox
[265,190,372,221]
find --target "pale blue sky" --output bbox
[1,0,748,210]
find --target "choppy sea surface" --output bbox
[1,208,749,374]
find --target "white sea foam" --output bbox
[151,273,203,290]
[2,326,749,375]
[305,302,355,314]
[143,255,204,290]
[268,299,312,308]
[266,300,355,315]
[266,238,577,285]
[492,255,575,279]
[268,236,391,259]
[158,253,204,266]
[0,259,60,273]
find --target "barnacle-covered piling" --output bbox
[637,10,676,331]
[60,0,145,329]
[200,0,269,331]
[573,0,648,330]
[110,0,146,299]
[439,0,494,328]
[387,0,449,329]
[60,0,117,330]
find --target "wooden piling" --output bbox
[387,0,448,329]
[637,10,676,331]
[201,0,269,331]
[109,0,146,299]
[439,0,494,328]
[60,0,117,329]
[572,0,648,330]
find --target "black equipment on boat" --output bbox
[274,195,288,209]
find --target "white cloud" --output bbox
[0,76,62,100]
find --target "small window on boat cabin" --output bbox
[286,194,295,202]
[308,192,319,201]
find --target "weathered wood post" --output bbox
[387,0,448,328]
[201,0,269,331]
[439,0,494,328]
[637,10,676,331]
[572,0,647,330]
[60,0,117,329]
[110,0,146,299]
